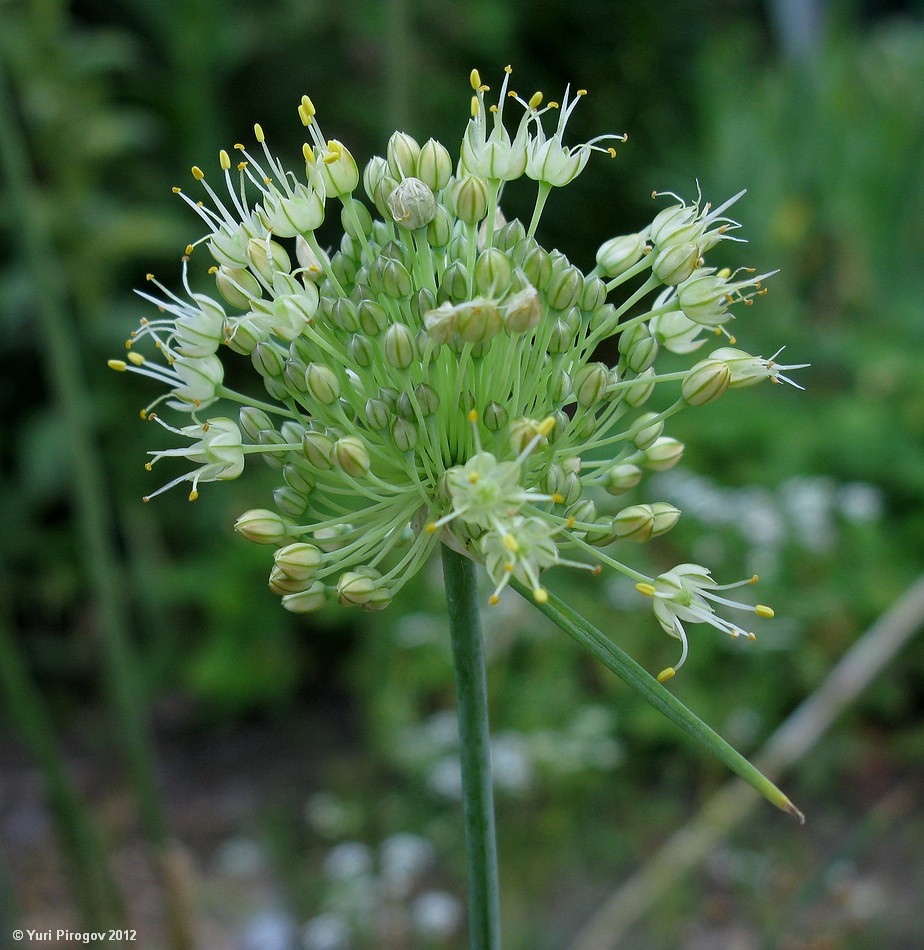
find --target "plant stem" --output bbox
[441,544,502,950]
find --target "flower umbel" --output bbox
[113,68,805,677]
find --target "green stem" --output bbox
[0,602,124,931]
[441,544,502,950]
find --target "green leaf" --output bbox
[515,580,804,823]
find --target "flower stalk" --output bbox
[442,544,502,950]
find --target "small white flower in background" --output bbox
[113,65,806,677]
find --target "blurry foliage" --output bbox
[2,0,924,945]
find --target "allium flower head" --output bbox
[112,69,805,674]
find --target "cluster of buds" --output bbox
[111,67,805,679]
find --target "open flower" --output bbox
[635,564,775,682]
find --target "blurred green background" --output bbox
[2,0,924,947]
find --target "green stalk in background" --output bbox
[0,601,124,931]
[442,544,502,950]
[0,66,193,948]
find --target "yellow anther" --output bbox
[502,533,520,553]
[489,104,498,113]
[263,176,272,185]
[471,96,479,118]
[727,335,737,344]
[551,493,564,505]
[139,409,147,420]
[755,604,774,618]
[504,64,512,74]
[747,632,757,640]
[301,95,316,116]
[470,69,482,90]
[219,149,231,170]
[188,490,199,501]
[185,244,194,255]
[507,91,518,98]
[607,147,617,158]
[468,409,479,423]
[253,123,265,143]
[108,359,127,371]
[749,574,759,584]
[237,161,247,171]
[208,266,218,274]
[145,273,154,281]
[528,91,543,109]
[144,462,153,471]
[489,594,500,605]
[234,143,245,150]
[635,582,656,597]
[302,143,315,163]
[191,166,204,180]
[566,516,576,529]
[503,563,514,573]
[657,667,676,683]
[591,565,603,576]
[537,416,556,437]
[128,352,145,366]
[577,89,587,96]
[533,588,548,604]
[323,141,341,164]
[548,101,559,110]
[425,522,438,534]
[142,496,151,503]
[297,104,312,127]
[172,186,182,194]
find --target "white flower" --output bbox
[635,564,775,681]
[460,66,532,181]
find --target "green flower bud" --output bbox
[439,261,471,303]
[395,390,416,421]
[456,298,502,343]
[372,175,399,219]
[651,243,700,285]
[551,368,572,403]
[415,383,440,416]
[362,156,389,204]
[623,368,656,407]
[384,323,416,369]
[282,463,316,496]
[386,131,421,178]
[604,463,643,495]
[612,504,654,542]
[364,397,391,430]
[363,586,394,611]
[315,524,353,551]
[334,435,371,477]
[216,266,261,309]
[546,318,575,354]
[682,358,730,405]
[274,542,323,581]
[283,357,309,395]
[387,177,438,230]
[522,245,552,290]
[449,175,489,224]
[305,363,341,404]
[416,138,452,190]
[358,299,388,335]
[632,412,664,449]
[273,486,308,516]
[650,501,681,536]
[580,276,607,313]
[302,431,335,469]
[649,204,702,247]
[251,342,285,380]
[566,498,596,526]
[427,205,453,247]
[337,570,379,606]
[392,417,418,452]
[585,518,619,547]
[269,564,315,595]
[330,297,360,332]
[496,219,527,251]
[348,334,375,368]
[643,437,685,471]
[589,302,618,334]
[596,233,647,277]
[239,406,274,441]
[474,248,513,297]
[281,581,327,614]
[246,238,291,284]
[235,508,290,544]
[627,334,659,373]
[483,401,508,432]
[546,263,584,311]
[378,386,399,409]
[502,285,543,334]
[574,362,609,407]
